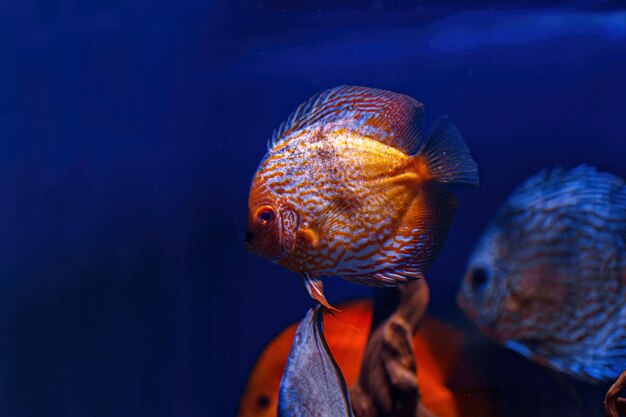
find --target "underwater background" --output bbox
[2,0,626,416]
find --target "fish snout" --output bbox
[456,291,472,315]
[243,228,282,260]
[243,229,256,253]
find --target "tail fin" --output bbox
[415,116,479,187]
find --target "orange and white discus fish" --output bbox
[245,86,479,309]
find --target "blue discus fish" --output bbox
[457,165,626,383]
[278,306,353,416]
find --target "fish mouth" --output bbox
[480,324,505,344]
[243,232,286,261]
[461,307,477,322]
[457,294,504,341]
[466,310,502,341]
[242,230,258,254]
[243,230,254,250]
[456,292,473,316]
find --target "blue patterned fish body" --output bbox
[457,166,626,383]
[278,306,353,417]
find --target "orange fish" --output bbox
[237,300,499,417]
[245,86,479,308]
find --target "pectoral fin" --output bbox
[297,227,320,248]
[303,273,339,312]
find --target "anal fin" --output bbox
[343,267,423,287]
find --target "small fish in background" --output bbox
[457,165,626,383]
[245,86,478,308]
[278,306,353,417]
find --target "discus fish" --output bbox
[278,306,353,417]
[245,86,479,308]
[457,166,626,383]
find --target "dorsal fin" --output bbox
[270,86,424,154]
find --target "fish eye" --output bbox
[256,206,276,226]
[469,267,490,291]
[256,395,270,410]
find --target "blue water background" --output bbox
[2,1,626,416]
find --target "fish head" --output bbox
[246,179,300,262]
[457,228,512,338]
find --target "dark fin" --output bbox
[278,306,354,417]
[270,86,423,154]
[416,116,479,187]
[303,273,340,312]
